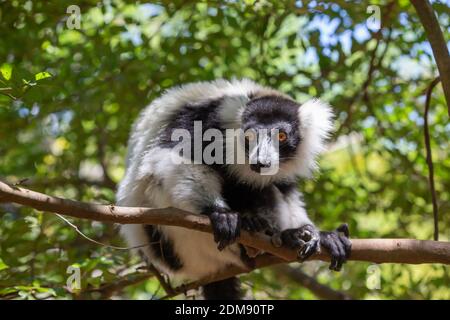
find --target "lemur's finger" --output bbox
[340,234,352,259]
[334,237,347,271]
[217,214,228,237]
[252,218,264,232]
[209,213,220,243]
[212,213,229,249]
[222,215,232,247]
[242,217,256,233]
[217,241,227,251]
[336,223,350,237]
[282,229,306,249]
[298,237,320,261]
[228,213,239,241]
[327,242,340,271]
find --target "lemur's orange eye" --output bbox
[278,132,288,142]
[245,130,256,141]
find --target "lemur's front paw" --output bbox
[209,211,241,251]
[241,216,270,233]
[280,224,320,261]
[320,223,352,272]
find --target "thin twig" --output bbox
[55,213,160,250]
[423,77,441,241]
[334,1,395,138]
[147,263,175,296]
[0,90,17,100]
[84,272,155,299]
[411,0,450,115]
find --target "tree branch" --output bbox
[273,265,353,300]
[411,0,450,116]
[334,1,395,138]
[1,179,450,298]
[81,272,155,299]
[1,179,449,262]
[423,77,441,241]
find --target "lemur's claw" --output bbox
[298,237,320,262]
[241,216,270,233]
[210,211,241,251]
[280,224,321,261]
[319,223,352,271]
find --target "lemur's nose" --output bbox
[250,161,271,172]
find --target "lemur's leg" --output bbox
[203,277,242,300]
[152,152,240,250]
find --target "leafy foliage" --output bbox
[0,0,449,299]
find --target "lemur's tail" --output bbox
[202,277,242,300]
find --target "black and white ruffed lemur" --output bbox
[116,79,351,300]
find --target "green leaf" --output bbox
[35,71,52,81]
[0,63,12,80]
[0,257,9,271]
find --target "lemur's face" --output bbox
[241,96,301,174]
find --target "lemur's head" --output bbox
[224,89,333,187]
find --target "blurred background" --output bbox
[0,0,449,299]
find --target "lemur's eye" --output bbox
[245,130,256,141]
[278,132,288,142]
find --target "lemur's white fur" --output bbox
[117,79,333,282]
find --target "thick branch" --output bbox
[1,180,449,266]
[411,0,450,115]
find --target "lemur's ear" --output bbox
[295,99,334,177]
[219,95,250,129]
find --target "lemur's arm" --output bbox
[281,189,351,271]
[252,186,351,272]
[155,158,240,251]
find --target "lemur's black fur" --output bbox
[143,225,183,271]
[203,277,242,300]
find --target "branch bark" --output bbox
[1,180,449,265]
[411,0,450,115]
